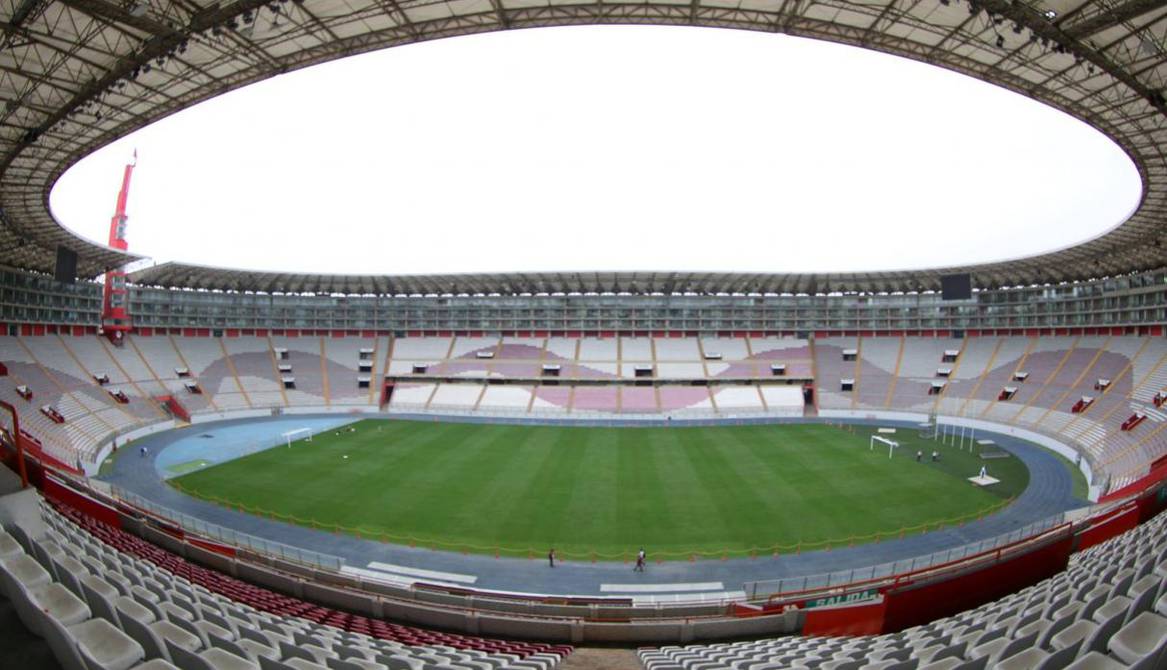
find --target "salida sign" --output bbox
[804,589,880,609]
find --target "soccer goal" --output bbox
[919,414,938,439]
[282,427,313,448]
[870,435,899,459]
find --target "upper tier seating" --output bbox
[321,337,379,406]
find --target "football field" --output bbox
[170,420,1030,560]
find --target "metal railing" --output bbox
[743,513,1067,600]
[385,404,804,425]
[110,485,346,571]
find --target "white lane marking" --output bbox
[341,566,469,589]
[365,561,478,584]
[600,581,724,593]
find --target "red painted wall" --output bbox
[1136,486,1167,524]
[1076,504,1140,552]
[188,536,237,558]
[1099,460,1167,505]
[803,599,887,636]
[880,533,1073,633]
[43,476,122,529]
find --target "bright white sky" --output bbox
[51,25,1141,276]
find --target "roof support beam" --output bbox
[1062,0,1167,40]
[487,0,510,28]
[55,0,175,36]
[3,0,1167,283]
[977,0,1167,114]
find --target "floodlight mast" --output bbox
[101,151,136,346]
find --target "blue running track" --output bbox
[99,415,1088,597]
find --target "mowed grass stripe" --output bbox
[563,430,621,550]
[172,420,1029,559]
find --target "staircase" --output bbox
[558,648,643,670]
[156,395,191,423]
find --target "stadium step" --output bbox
[1141,405,1167,423]
[556,647,641,670]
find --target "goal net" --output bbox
[282,427,313,448]
[919,413,938,439]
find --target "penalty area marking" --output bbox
[364,561,478,584]
[600,581,724,593]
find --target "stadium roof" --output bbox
[124,262,1100,295]
[3,0,1166,291]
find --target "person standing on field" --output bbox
[635,548,646,572]
[548,548,555,568]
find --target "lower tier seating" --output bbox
[0,496,571,670]
[638,510,1167,670]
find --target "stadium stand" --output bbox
[654,338,701,362]
[531,386,573,413]
[322,337,378,407]
[478,385,537,412]
[621,386,659,414]
[221,337,282,404]
[5,0,1167,659]
[4,289,1167,657]
[570,385,621,413]
[428,383,487,412]
[638,506,1167,669]
[758,387,804,417]
[708,386,765,413]
[0,495,572,670]
[657,387,715,413]
[4,333,1167,492]
[270,335,329,406]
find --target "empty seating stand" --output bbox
[41,405,67,423]
[640,509,1167,670]
[5,497,572,670]
[3,333,1167,502]
[1122,414,1147,432]
[9,488,1167,670]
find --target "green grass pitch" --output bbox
[165,459,213,476]
[171,420,1031,560]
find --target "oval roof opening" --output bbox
[52,25,1141,277]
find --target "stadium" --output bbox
[2,0,1167,668]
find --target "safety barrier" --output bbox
[743,511,1065,599]
[111,485,345,571]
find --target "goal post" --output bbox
[282,427,313,448]
[870,435,899,459]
